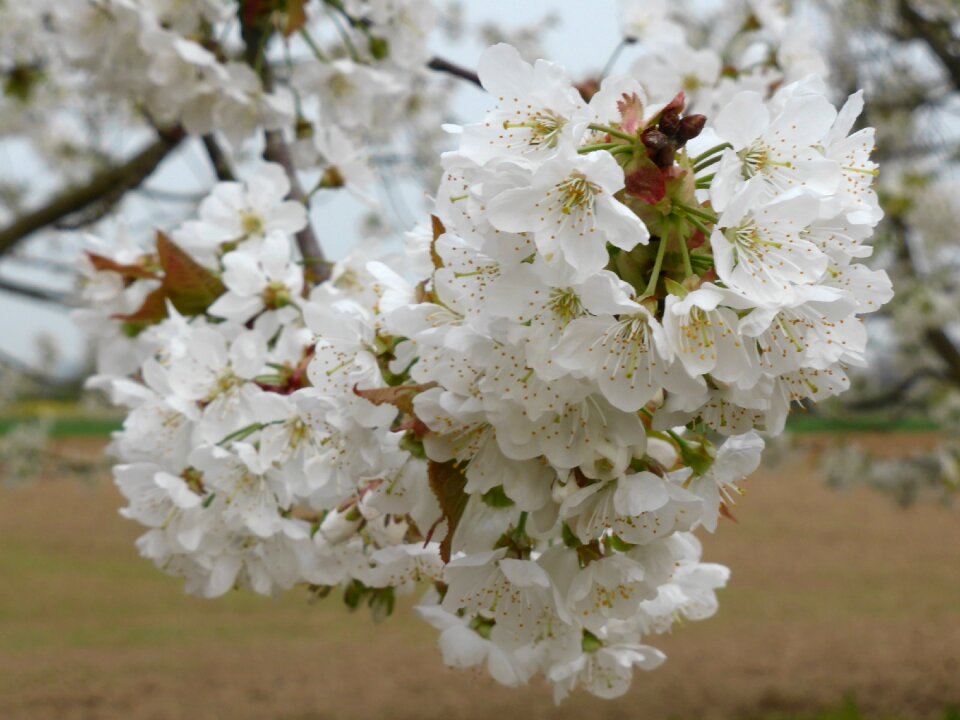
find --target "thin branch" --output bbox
[427,56,481,87]
[263,130,329,281]
[4,254,78,274]
[201,133,237,182]
[889,215,960,388]
[135,187,208,203]
[898,0,960,87]
[0,277,73,306]
[846,368,944,410]
[0,127,185,257]
[240,15,329,282]
[926,328,960,386]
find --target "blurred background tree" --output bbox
[815,0,960,505]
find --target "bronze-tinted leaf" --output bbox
[86,252,157,281]
[112,286,169,328]
[427,459,469,563]
[284,0,308,37]
[353,382,437,416]
[156,231,225,315]
[430,215,445,270]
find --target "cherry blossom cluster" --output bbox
[78,34,891,700]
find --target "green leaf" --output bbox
[156,231,225,315]
[427,459,469,563]
[663,277,688,298]
[481,485,515,508]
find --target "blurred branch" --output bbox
[241,16,328,282]
[890,214,960,387]
[926,328,960,386]
[0,277,73,306]
[846,368,944,410]
[201,134,237,182]
[899,0,960,86]
[0,127,185,257]
[427,57,481,87]
[5,254,77,274]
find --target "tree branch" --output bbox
[0,127,185,257]
[201,133,237,182]
[846,367,944,410]
[898,0,960,87]
[263,129,329,282]
[427,56,482,87]
[925,328,960,386]
[240,14,329,282]
[0,277,73,306]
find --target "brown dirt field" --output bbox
[0,434,958,720]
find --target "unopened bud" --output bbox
[295,116,313,140]
[319,508,362,544]
[576,78,601,102]
[677,114,706,143]
[368,35,390,60]
[659,110,682,137]
[641,127,670,154]
[320,166,345,189]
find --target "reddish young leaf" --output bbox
[284,0,308,36]
[430,215,446,270]
[242,0,265,25]
[353,382,438,416]
[112,286,169,327]
[86,252,157,281]
[427,459,469,563]
[719,502,739,523]
[616,92,645,135]
[625,160,667,205]
[156,231,225,315]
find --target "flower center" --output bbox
[329,73,354,98]
[556,173,599,215]
[548,287,583,324]
[503,109,565,149]
[240,211,264,236]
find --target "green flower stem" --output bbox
[326,5,360,61]
[642,236,669,299]
[692,143,732,165]
[577,142,622,154]
[695,173,716,189]
[676,202,719,224]
[516,511,528,537]
[587,123,637,143]
[299,28,329,61]
[693,153,725,173]
[679,211,714,240]
[677,226,694,278]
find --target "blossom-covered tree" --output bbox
[815,0,960,505]
[0,0,906,701]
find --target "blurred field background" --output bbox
[2,432,958,720]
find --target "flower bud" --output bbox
[319,508,362,544]
[677,114,706,143]
[658,110,682,137]
[644,437,679,469]
[641,127,670,154]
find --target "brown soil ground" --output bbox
[0,434,958,720]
